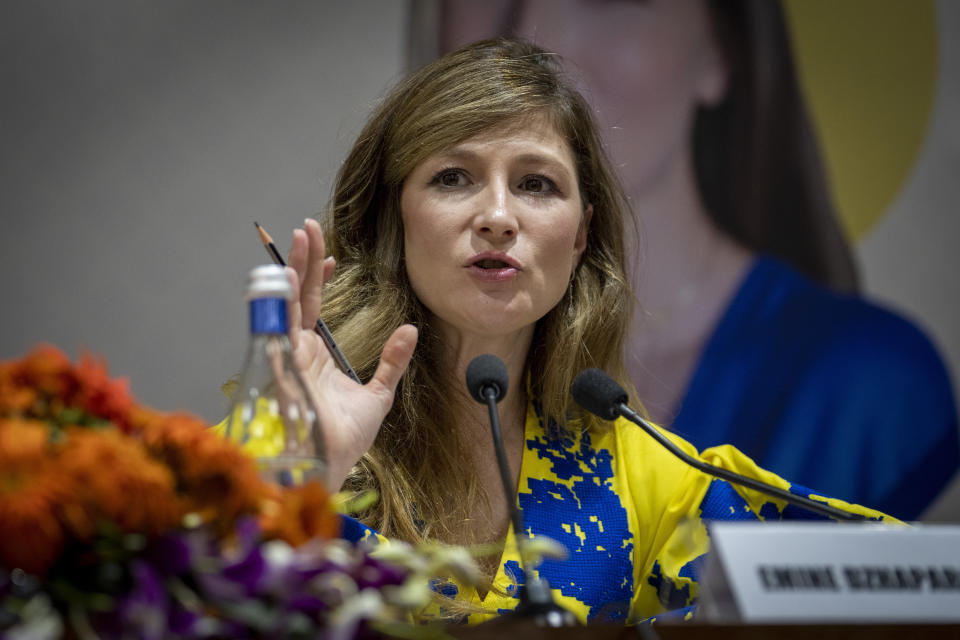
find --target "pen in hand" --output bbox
[255,221,361,383]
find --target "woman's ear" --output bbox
[574,204,593,267]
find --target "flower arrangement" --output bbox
[0,346,474,639]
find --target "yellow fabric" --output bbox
[443,400,895,624]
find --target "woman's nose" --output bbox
[472,182,518,240]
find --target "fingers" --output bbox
[368,325,418,406]
[299,219,328,328]
[285,219,328,330]
[287,249,335,366]
[288,228,308,281]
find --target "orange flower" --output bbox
[1,345,334,559]
[71,353,135,432]
[11,344,74,400]
[0,362,36,414]
[260,481,339,547]
[59,428,182,539]
[138,412,266,532]
[0,419,72,575]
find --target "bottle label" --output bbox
[250,298,287,334]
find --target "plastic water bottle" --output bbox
[224,264,327,486]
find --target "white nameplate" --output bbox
[699,522,960,623]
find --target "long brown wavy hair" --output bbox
[320,38,632,545]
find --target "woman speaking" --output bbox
[281,38,887,624]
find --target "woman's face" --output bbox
[400,114,590,343]
[442,0,727,199]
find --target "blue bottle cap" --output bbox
[246,265,290,334]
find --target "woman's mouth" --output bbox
[467,254,520,282]
[475,258,511,269]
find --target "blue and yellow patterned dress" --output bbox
[341,399,892,624]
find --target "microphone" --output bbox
[465,355,577,627]
[571,369,865,522]
[466,353,509,404]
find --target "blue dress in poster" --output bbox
[669,256,959,520]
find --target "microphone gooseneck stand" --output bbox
[465,354,578,627]
[571,368,865,522]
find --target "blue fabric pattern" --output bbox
[520,409,634,623]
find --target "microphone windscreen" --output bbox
[571,368,627,421]
[466,354,509,404]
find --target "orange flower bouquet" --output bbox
[0,346,461,639]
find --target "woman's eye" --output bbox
[520,175,557,194]
[432,169,467,187]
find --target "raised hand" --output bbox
[286,218,418,489]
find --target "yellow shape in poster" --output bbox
[784,0,937,239]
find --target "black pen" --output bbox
[254,221,361,383]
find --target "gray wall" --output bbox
[0,0,405,423]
